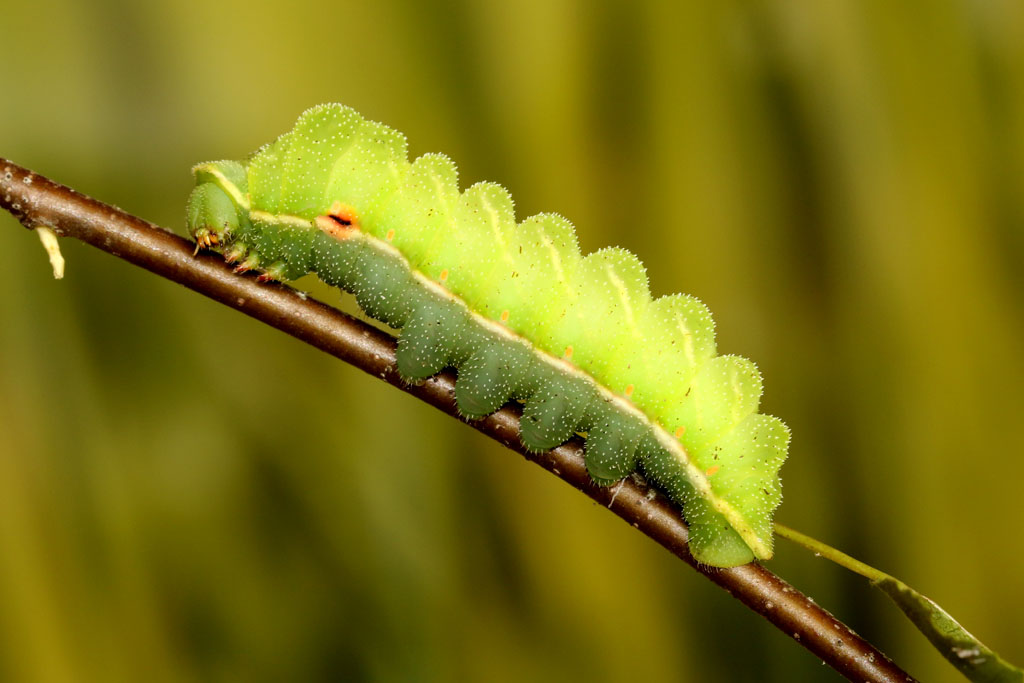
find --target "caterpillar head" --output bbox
[186,160,249,253]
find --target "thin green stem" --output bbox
[775,522,1024,682]
[773,522,890,583]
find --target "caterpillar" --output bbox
[186,103,789,568]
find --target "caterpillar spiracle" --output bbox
[186,103,789,568]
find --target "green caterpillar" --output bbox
[186,103,789,568]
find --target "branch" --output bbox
[0,158,916,683]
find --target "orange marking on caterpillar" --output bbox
[674,426,686,439]
[625,384,635,397]
[564,345,574,359]
[316,202,361,240]
[439,269,449,282]
[331,202,359,226]
[500,310,510,322]
[386,229,395,242]
[706,465,721,477]
[315,215,351,240]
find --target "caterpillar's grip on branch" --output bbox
[186,103,789,567]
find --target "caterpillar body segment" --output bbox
[186,103,789,568]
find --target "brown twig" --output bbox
[0,157,916,683]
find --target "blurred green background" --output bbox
[2,1,1022,681]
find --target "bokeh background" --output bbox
[2,1,1022,681]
